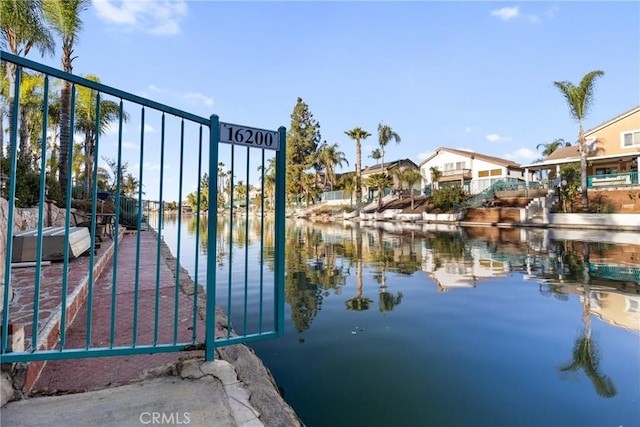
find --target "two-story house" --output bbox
[419,148,537,195]
[360,159,419,200]
[522,105,640,188]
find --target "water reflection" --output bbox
[161,214,640,418]
[167,214,640,336]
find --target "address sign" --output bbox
[219,122,280,151]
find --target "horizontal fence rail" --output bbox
[1,51,285,367]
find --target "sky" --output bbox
[19,0,640,202]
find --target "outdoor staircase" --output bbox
[526,189,557,223]
[361,194,398,213]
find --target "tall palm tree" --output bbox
[0,0,54,156]
[553,70,605,212]
[43,0,90,199]
[319,142,348,190]
[74,74,127,199]
[377,122,401,173]
[344,127,371,209]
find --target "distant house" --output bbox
[522,105,640,188]
[419,148,537,195]
[360,159,419,200]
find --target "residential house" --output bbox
[419,148,537,195]
[360,159,420,200]
[522,105,640,188]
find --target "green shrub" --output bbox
[430,184,466,211]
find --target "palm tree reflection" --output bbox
[559,243,617,398]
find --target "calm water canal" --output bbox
[160,214,640,427]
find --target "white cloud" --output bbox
[144,124,155,132]
[93,0,187,36]
[485,134,511,142]
[464,127,472,134]
[491,6,519,21]
[491,5,558,24]
[504,147,539,162]
[183,92,214,107]
[148,84,161,92]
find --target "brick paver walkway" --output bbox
[29,231,206,394]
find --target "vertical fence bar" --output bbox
[174,119,186,344]
[243,147,250,335]
[133,107,145,346]
[192,126,204,343]
[109,100,125,347]
[227,145,235,339]
[86,92,102,348]
[154,114,166,345]
[60,84,77,350]
[259,150,265,333]
[2,66,21,354]
[205,115,220,361]
[274,127,287,335]
[31,75,50,352]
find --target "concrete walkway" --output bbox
[2,231,300,426]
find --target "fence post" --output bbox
[205,115,220,361]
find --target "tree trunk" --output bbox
[355,140,362,208]
[59,82,71,199]
[579,124,589,212]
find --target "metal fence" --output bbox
[1,51,286,364]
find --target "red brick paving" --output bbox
[25,231,206,395]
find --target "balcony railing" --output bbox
[587,171,638,188]
[439,169,472,181]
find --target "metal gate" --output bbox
[0,51,286,363]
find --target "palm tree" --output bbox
[367,173,393,211]
[369,148,382,168]
[344,127,371,209]
[430,166,441,192]
[0,0,54,156]
[43,0,90,199]
[537,138,571,158]
[402,168,422,209]
[553,70,605,212]
[337,172,355,207]
[74,75,127,199]
[377,122,401,173]
[319,142,348,190]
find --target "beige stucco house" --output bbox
[522,105,640,187]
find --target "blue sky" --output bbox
[23,0,640,202]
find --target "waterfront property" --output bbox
[523,105,640,188]
[419,147,539,195]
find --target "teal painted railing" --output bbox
[587,171,638,188]
[1,51,286,363]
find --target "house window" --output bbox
[478,170,489,178]
[455,161,466,170]
[621,130,640,148]
[595,167,618,176]
[443,163,454,171]
[490,169,502,176]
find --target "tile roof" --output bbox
[418,147,521,168]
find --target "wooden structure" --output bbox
[12,227,91,263]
